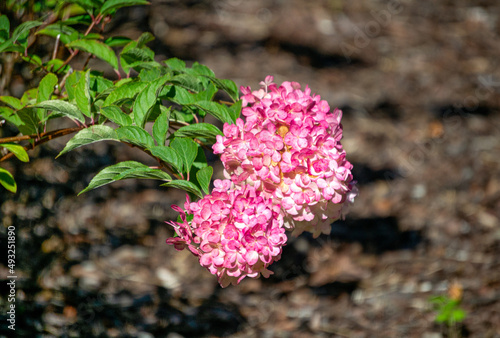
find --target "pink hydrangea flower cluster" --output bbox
[167,76,356,286]
[166,179,287,287]
[213,76,357,237]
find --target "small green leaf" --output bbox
[136,32,154,48]
[75,70,92,117]
[192,101,234,123]
[148,145,183,174]
[152,106,170,146]
[104,36,132,47]
[0,143,29,162]
[161,180,202,198]
[100,106,132,126]
[116,126,155,149]
[133,74,171,127]
[451,308,466,323]
[103,80,147,107]
[37,73,58,102]
[62,14,92,26]
[170,138,198,174]
[100,0,149,16]
[37,73,59,120]
[0,167,16,193]
[67,39,119,70]
[31,100,85,124]
[79,160,160,194]
[58,125,118,156]
[0,96,23,110]
[174,123,222,143]
[196,166,213,194]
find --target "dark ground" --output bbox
[1,0,500,337]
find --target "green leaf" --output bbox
[116,126,155,149]
[174,123,222,143]
[170,138,198,174]
[0,107,22,126]
[37,73,59,120]
[164,57,185,71]
[192,100,234,123]
[196,166,213,194]
[171,74,203,93]
[148,145,183,174]
[17,108,40,134]
[103,80,147,107]
[65,71,81,101]
[37,73,58,102]
[167,86,194,105]
[58,125,118,156]
[152,106,170,146]
[31,100,85,124]
[104,36,132,47]
[11,20,42,43]
[0,96,23,110]
[75,70,92,117]
[133,74,171,127]
[0,15,10,42]
[62,14,92,26]
[36,24,79,45]
[67,39,119,70]
[136,32,154,48]
[43,58,70,74]
[161,180,202,198]
[20,88,38,106]
[79,160,162,194]
[100,106,132,126]
[21,54,42,67]
[113,166,171,181]
[0,41,23,53]
[120,47,153,64]
[191,62,215,77]
[100,0,149,16]
[207,77,239,102]
[0,167,16,193]
[90,74,114,100]
[193,145,208,170]
[229,100,242,122]
[451,308,466,323]
[0,143,29,162]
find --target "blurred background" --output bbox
[1,0,500,337]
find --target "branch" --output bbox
[0,127,82,162]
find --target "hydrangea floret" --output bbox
[167,179,287,287]
[213,76,357,237]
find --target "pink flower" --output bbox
[213,76,357,237]
[166,180,287,287]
